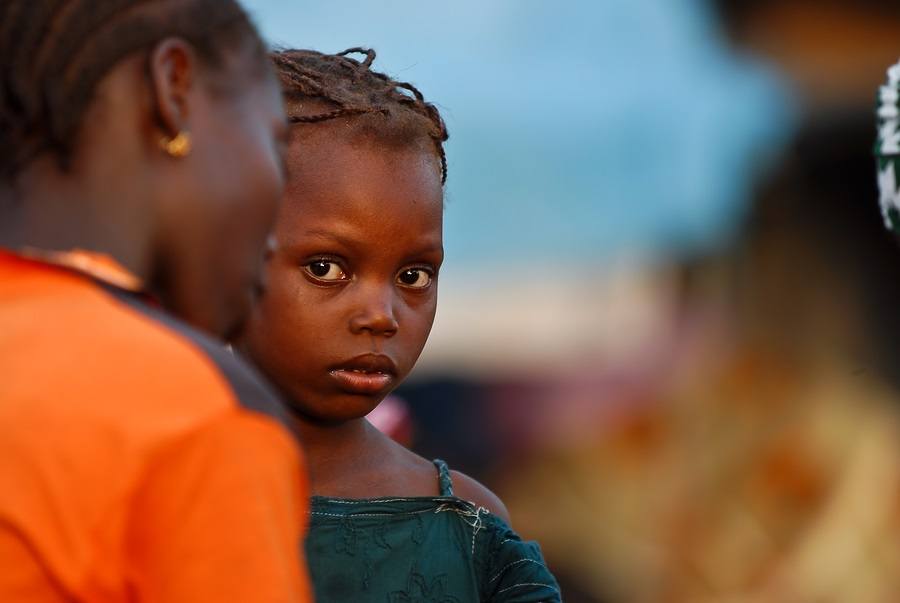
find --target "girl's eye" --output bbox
[304,260,347,282]
[397,268,433,289]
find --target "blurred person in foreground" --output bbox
[0,1,312,601]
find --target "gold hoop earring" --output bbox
[160,131,192,158]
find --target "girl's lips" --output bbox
[328,353,397,395]
[329,369,394,395]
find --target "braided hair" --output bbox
[0,0,267,182]
[272,48,449,184]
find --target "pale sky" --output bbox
[243,0,793,268]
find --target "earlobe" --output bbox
[147,38,197,144]
[159,131,192,158]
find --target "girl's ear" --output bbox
[146,38,198,141]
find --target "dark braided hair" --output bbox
[272,48,449,184]
[0,0,267,182]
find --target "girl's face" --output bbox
[240,134,444,422]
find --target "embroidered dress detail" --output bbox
[306,461,561,602]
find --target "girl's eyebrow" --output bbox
[406,243,444,257]
[300,229,356,246]
[297,229,443,257]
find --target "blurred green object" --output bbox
[876,60,900,231]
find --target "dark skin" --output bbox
[241,128,510,520]
[0,39,290,338]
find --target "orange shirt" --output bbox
[0,249,313,602]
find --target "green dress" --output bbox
[306,460,562,602]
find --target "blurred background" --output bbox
[248,1,900,600]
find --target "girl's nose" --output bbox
[349,289,398,337]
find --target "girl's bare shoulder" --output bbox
[449,469,511,524]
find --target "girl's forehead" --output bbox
[277,137,443,236]
[286,116,441,171]
[274,192,443,261]
[285,132,442,191]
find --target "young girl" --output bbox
[240,48,562,602]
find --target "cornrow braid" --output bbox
[0,0,267,181]
[289,107,388,124]
[271,47,449,184]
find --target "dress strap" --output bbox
[432,459,454,496]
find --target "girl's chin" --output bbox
[286,394,386,425]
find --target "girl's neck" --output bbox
[289,408,445,500]
[293,414,372,457]
[291,414,385,494]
